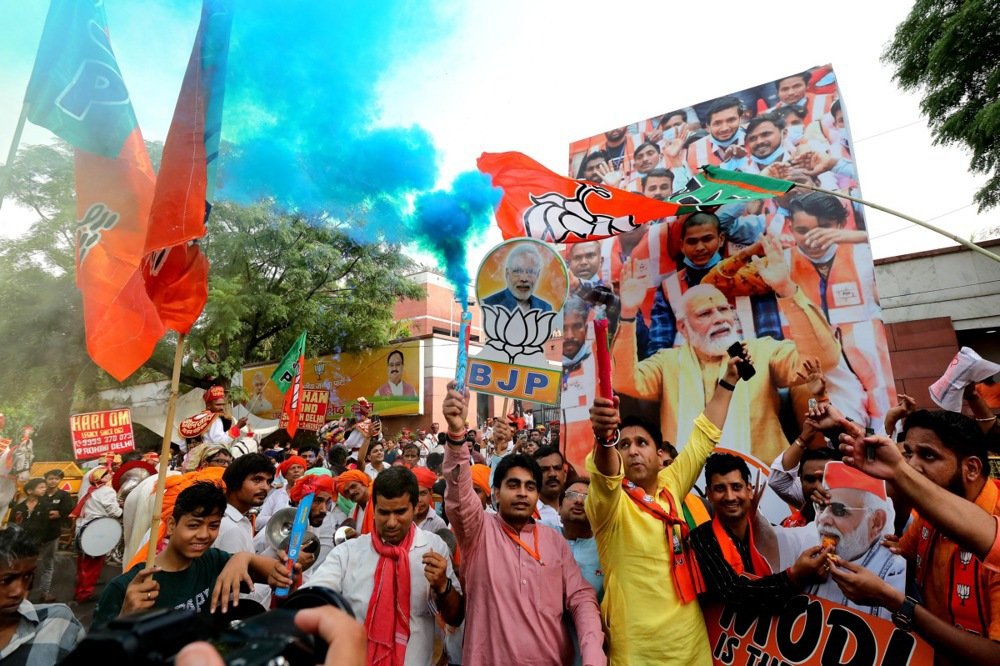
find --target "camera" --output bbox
[61,587,353,666]
[576,281,618,310]
[726,341,756,381]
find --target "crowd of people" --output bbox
[0,360,997,665]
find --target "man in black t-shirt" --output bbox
[36,469,74,602]
[93,481,294,627]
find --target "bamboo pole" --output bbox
[793,182,1000,265]
[145,334,187,569]
[0,102,29,214]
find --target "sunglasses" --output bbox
[820,502,867,518]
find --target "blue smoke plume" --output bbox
[214,1,498,295]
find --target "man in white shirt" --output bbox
[412,466,448,534]
[178,385,248,448]
[72,466,122,602]
[306,466,464,665]
[256,455,307,533]
[215,453,275,604]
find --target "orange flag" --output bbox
[477,151,679,244]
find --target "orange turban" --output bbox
[279,455,308,478]
[336,469,371,492]
[290,475,335,504]
[412,467,437,490]
[470,464,492,497]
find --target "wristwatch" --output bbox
[891,596,918,630]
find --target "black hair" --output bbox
[43,469,65,480]
[681,211,722,237]
[173,481,227,521]
[402,443,420,455]
[222,452,274,493]
[801,447,838,467]
[704,453,751,485]
[0,525,39,567]
[658,111,687,128]
[328,446,349,466]
[426,452,444,473]
[788,192,848,225]
[746,112,785,137]
[576,150,609,179]
[437,432,448,445]
[559,477,591,504]
[633,140,661,159]
[372,466,419,507]
[775,105,807,122]
[619,415,665,451]
[387,350,404,365]
[298,444,320,457]
[661,442,679,459]
[533,445,564,464]
[831,99,842,116]
[902,409,990,467]
[778,71,811,87]
[704,96,744,124]
[121,451,143,463]
[492,454,543,489]
[23,478,45,493]
[641,167,675,190]
[435,528,457,557]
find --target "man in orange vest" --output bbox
[688,453,829,612]
[768,72,836,128]
[685,96,748,174]
[893,410,1000,645]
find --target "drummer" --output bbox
[93,481,295,627]
[69,467,121,603]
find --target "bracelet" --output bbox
[595,428,620,448]
[718,378,737,392]
[620,316,636,322]
[976,416,998,422]
[435,577,453,597]
[792,438,806,449]
[446,429,467,445]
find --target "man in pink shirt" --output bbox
[442,382,606,666]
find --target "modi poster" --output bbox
[561,64,895,489]
[242,344,425,419]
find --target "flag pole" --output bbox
[145,333,186,569]
[792,182,1000,265]
[0,102,29,214]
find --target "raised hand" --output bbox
[618,259,647,318]
[442,381,468,436]
[750,233,795,297]
[838,432,903,481]
[589,396,620,441]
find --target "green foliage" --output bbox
[882,0,1000,211]
[0,141,420,458]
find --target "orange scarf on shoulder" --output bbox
[711,516,772,577]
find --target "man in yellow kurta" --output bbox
[612,238,840,465]
[586,355,742,665]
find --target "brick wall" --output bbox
[885,317,958,409]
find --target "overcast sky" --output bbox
[0,0,991,277]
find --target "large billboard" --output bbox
[242,343,424,419]
[562,64,895,480]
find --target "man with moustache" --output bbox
[688,453,829,613]
[561,297,598,469]
[768,461,905,620]
[613,234,840,464]
[483,244,552,313]
[559,479,603,601]
[534,445,567,528]
[741,113,838,189]
[685,96,748,174]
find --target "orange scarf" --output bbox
[500,520,542,563]
[622,480,705,603]
[354,501,374,535]
[711,516,772,577]
[366,523,415,666]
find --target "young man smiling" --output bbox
[93,481,294,626]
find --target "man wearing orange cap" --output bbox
[71,467,121,602]
[412,466,447,534]
[253,475,333,574]
[179,385,248,448]
[770,461,905,619]
[256,455,307,533]
[469,464,492,511]
[337,470,373,535]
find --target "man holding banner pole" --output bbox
[586,352,743,665]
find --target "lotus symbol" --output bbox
[957,583,971,605]
[522,183,638,242]
[482,304,557,365]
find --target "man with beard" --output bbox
[891,410,1000,646]
[216,454,274,555]
[770,446,838,527]
[768,461,905,620]
[685,96,748,174]
[442,383,605,666]
[411,466,448,534]
[483,244,552,313]
[534,445,566,528]
[742,113,838,189]
[256,455,307,533]
[306,467,463,665]
[561,297,597,469]
[688,453,829,613]
[613,235,840,464]
[252,475,332,574]
[337,469,374,536]
[567,242,603,288]
[586,356,741,665]
[560,479,603,601]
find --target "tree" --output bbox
[0,141,421,458]
[882,0,1000,211]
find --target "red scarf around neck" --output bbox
[365,523,416,666]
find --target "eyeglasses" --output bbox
[509,268,540,277]
[564,490,588,502]
[820,502,867,518]
[204,458,231,468]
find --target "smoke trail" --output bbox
[212,1,497,293]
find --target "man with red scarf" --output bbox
[687,453,828,612]
[305,466,463,665]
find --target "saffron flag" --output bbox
[143,0,234,334]
[478,151,679,243]
[271,332,307,437]
[25,0,164,381]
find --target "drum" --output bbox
[77,517,123,557]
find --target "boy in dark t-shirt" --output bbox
[93,481,294,627]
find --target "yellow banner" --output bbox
[242,344,424,419]
[467,358,561,405]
